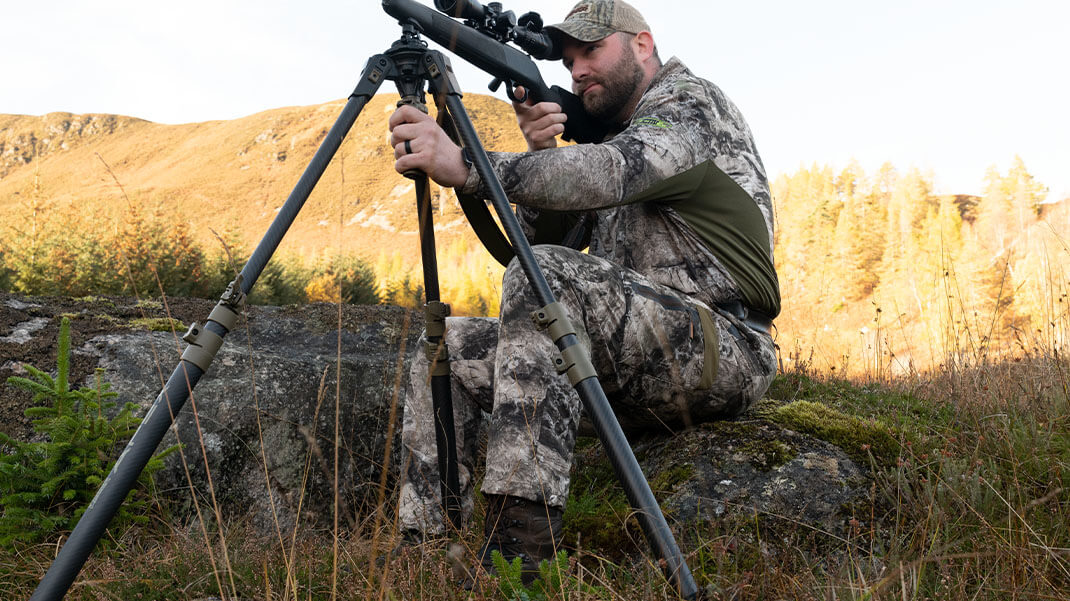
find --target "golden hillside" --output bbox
[0,94,527,264]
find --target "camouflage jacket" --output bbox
[460,57,779,316]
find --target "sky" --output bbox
[4,0,1068,199]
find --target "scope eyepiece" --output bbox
[515,12,559,60]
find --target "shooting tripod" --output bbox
[29,22,699,601]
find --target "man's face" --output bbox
[561,32,644,123]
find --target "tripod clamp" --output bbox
[424,301,451,377]
[179,275,245,371]
[532,302,596,386]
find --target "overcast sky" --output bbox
[4,0,1068,199]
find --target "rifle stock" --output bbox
[382,0,609,143]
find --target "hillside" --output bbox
[0,94,527,264]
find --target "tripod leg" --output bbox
[427,56,700,600]
[28,54,393,601]
[393,79,464,531]
[411,168,463,530]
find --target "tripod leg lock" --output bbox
[424,301,451,337]
[207,303,241,333]
[180,322,224,371]
[554,344,597,385]
[424,340,450,377]
[531,302,576,343]
[424,301,451,377]
[532,303,597,386]
[220,274,246,309]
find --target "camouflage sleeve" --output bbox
[459,97,703,212]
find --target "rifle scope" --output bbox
[435,0,559,59]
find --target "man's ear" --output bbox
[632,31,656,63]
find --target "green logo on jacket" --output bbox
[634,116,672,129]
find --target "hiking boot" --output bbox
[475,494,564,584]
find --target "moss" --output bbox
[768,372,954,437]
[133,299,163,310]
[758,400,899,467]
[563,449,639,554]
[128,317,186,333]
[563,440,696,555]
[738,438,797,471]
[74,296,116,308]
[561,489,635,553]
[649,463,694,493]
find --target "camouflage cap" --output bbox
[545,0,651,43]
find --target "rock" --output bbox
[0,294,422,536]
[567,403,879,553]
[634,417,871,536]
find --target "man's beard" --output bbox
[581,49,644,123]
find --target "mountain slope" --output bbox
[0,94,527,263]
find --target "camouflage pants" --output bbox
[398,245,776,534]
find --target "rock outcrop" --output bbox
[1,294,421,536]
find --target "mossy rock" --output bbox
[767,371,952,446]
[128,317,187,333]
[756,399,899,467]
[563,390,879,557]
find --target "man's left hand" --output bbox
[388,105,470,188]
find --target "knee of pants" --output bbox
[502,245,587,308]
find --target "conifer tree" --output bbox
[968,159,1047,345]
[6,166,53,295]
[878,169,934,310]
[831,161,885,301]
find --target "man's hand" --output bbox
[511,86,566,152]
[389,105,470,188]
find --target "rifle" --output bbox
[382,0,610,144]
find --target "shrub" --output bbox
[489,550,607,600]
[0,318,174,548]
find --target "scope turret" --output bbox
[434,0,485,21]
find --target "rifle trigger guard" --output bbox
[508,82,528,104]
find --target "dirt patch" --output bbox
[0,293,215,440]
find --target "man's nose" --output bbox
[571,60,590,82]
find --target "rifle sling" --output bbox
[456,188,516,266]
